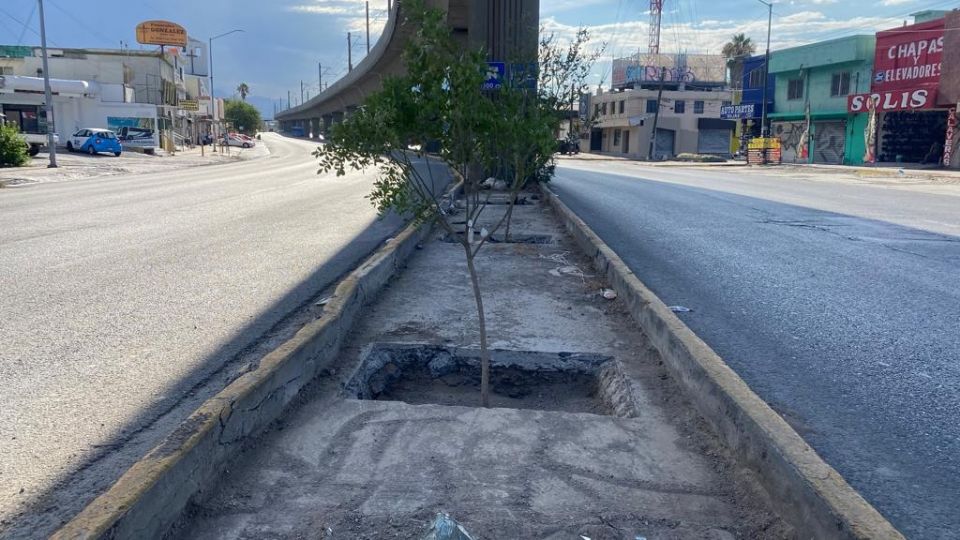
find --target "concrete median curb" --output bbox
[51,220,432,540]
[540,183,904,540]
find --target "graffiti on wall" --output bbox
[773,121,806,163]
[612,53,726,88]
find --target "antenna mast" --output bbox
[649,0,664,55]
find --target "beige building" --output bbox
[582,87,735,159]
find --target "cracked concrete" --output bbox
[176,194,789,539]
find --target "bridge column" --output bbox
[322,114,333,135]
[312,118,322,139]
[331,111,344,125]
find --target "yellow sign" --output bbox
[135,20,188,48]
[748,137,781,150]
[180,100,199,111]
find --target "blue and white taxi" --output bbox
[66,128,123,156]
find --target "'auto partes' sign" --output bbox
[136,20,188,48]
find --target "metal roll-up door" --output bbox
[698,129,731,155]
[655,128,675,159]
[813,121,846,164]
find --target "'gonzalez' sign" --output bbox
[135,20,188,48]
[872,18,944,92]
[847,88,937,113]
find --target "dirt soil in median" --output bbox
[176,191,793,539]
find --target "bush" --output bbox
[675,153,727,163]
[0,122,30,168]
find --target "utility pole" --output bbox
[366,1,371,54]
[647,67,666,161]
[300,80,304,104]
[37,0,57,168]
[287,90,291,110]
[318,62,322,93]
[348,32,353,72]
[758,0,772,138]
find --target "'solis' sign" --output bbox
[847,88,937,113]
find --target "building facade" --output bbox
[583,86,735,158]
[767,35,876,165]
[0,42,214,151]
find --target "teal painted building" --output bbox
[767,35,875,164]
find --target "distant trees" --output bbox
[224,100,261,134]
[236,83,250,101]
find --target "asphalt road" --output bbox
[0,134,406,536]
[551,160,960,540]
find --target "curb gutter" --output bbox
[51,219,432,540]
[540,184,904,540]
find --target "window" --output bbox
[613,129,621,146]
[618,100,625,114]
[749,68,765,88]
[646,99,658,113]
[694,100,705,114]
[0,66,12,75]
[595,104,600,116]
[830,71,850,96]
[674,100,685,114]
[788,78,804,100]
[601,102,607,115]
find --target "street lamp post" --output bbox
[208,29,244,150]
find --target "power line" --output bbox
[0,5,45,43]
[15,2,36,47]
[46,0,115,46]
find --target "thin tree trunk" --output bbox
[465,251,490,407]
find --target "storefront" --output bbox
[847,17,948,165]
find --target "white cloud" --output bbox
[881,0,916,5]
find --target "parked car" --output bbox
[224,134,253,148]
[66,128,122,156]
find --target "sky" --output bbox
[1,0,955,118]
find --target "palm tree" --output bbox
[722,33,756,60]
[236,83,250,101]
[722,34,756,89]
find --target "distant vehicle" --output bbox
[556,139,580,155]
[224,134,253,148]
[19,132,60,156]
[114,126,156,150]
[66,128,122,156]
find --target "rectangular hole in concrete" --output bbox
[342,344,638,416]
[440,233,554,245]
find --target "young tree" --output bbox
[236,82,250,101]
[539,27,606,149]
[224,100,261,134]
[316,0,555,407]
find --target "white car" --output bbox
[223,134,253,148]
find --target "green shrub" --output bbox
[0,122,30,167]
[675,152,727,163]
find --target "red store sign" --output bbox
[872,18,944,93]
[848,88,938,113]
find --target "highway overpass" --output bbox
[275,0,538,137]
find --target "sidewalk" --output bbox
[176,191,789,539]
[0,142,268,187]
[557,152,744,167]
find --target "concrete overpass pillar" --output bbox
[312,118,321,139]
[322,114,333,135]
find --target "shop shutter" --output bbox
[698,129,731,155]
[655,129,675,159]
[813,121,846,164]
